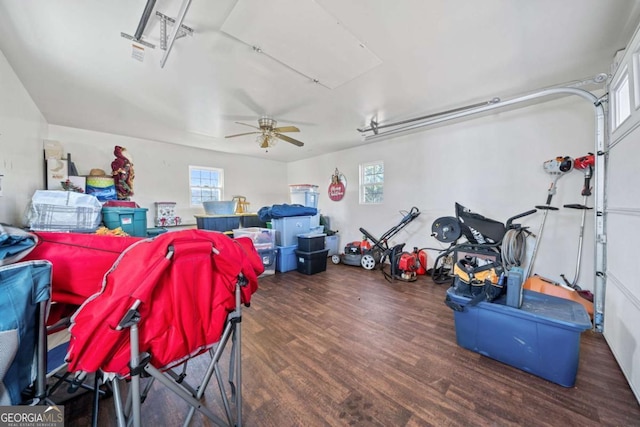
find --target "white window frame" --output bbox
[633,46,640,110]
[612,66,631,130]
[189,166,224,207]
[359,160,384,204]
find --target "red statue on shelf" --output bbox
[111,146,135,200]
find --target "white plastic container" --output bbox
[289,184,319,208]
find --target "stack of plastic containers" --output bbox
[272,184,323,273]
[295,233,329,275]
[273,216,310,273]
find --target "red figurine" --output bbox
[111,146,135,200]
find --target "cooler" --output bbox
[445,287,591,387]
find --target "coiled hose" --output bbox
[501,228,528,269]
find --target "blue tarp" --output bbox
[258,204,318,222]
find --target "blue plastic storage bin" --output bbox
[102,207,148,237]
[271,216,311,246]
[325,235,339,257]
[195,215,240,233]
[446,288,591,387]
[276,245,298,273]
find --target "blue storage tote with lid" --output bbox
[276,245,298,272]
[271,216,311,246]
[445,288,591,387]
[102,207,148,237]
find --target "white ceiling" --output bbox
[1,0,639,162]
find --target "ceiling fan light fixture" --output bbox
[256,133,276,148]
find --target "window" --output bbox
[612,67,631,129]
[189,166,224,206]
[634,49,640,109]
[359,161,384,204]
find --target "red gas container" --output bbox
[414,248,428,275]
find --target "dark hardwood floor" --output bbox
[64,263,640,426]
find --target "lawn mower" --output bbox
[331,207,421,279]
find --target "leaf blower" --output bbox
[387,244,418,282]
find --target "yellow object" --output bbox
[453,262,497,284]
[232,196,250,214]
[95,226,129,237]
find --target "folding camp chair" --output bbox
[0,224,38,267]
[0,260,52,405]
[65,229,263,426]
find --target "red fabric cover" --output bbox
[22,232,142,305]
[65,229,263,376]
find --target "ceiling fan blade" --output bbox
[225,131,260,138]
[273,126,300,133]
[235,122,261,130]
[275,133,304,147]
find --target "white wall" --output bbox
[0,49,48,225]
[288,97,597,290]
[47,125,290,227]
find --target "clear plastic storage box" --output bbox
[232,227,275,251]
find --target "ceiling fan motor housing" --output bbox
[258,117,276,130]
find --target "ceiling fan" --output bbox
[225,117,304,149]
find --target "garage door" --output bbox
[605,34,640,403]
